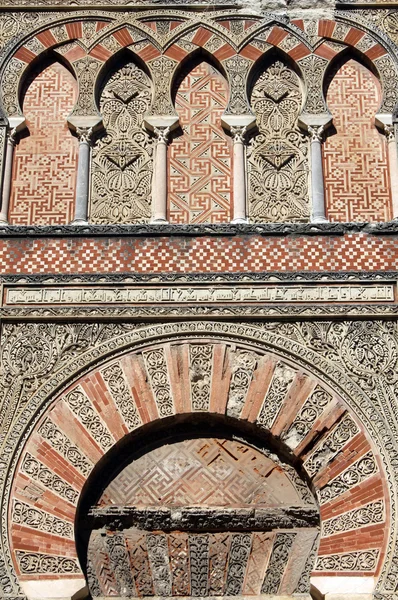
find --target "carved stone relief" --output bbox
[90,61,154,223]
[298,54,330,115]
[70,56,102,119]
[0,320,396,598]
[86,437,318,597]
[247,60,310,222]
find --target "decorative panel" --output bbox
[9,63,78,225]
[90,61,153,223]
[248,60,310,222]
[324,59,391,222]
[168,62,232,224]
[98,438,304,508]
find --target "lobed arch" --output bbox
[169,47,230,105]
[0,322,394,599]
[1,15,397,127]
[93,46,155,111]
[246,45,307,105]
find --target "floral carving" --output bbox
[316,549,379,572]
[91,62,154,223]
[247,61,309,222]
[189,345,213,411]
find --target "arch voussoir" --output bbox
[6,332,389,600]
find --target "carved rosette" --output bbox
[247,61,310,222]
[90,62,154,223]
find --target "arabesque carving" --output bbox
[0,320,397,598]
[90,62,154,223]
[248,61,310,222]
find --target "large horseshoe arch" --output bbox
[6,329,390,600]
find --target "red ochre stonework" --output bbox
[324,59,392,223]
[168,62,232,224]
[0,233,397,273]
[10,341,388,582]
[9,63,79,226]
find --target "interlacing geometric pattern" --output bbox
[10,63,78,225]
[248,61,309,222]
[2,16,397,225]
[168,62,232,223]
[9,340,387,588]
[90,61,154,223]
[88,438,318,597]
[324,59,391,222]
[98,438,305,508]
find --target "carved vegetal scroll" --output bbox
[247,61,310,222]
[90,62,154,223]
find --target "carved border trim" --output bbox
[1,271,397,283]
[2,222,398,236]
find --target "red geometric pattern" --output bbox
[1,233,398,274]
[324,60,392,222]
[9,63,78,225]
[99,438,303,508]
[168,62,232,224]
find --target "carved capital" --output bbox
[231,125,247,143]
[308,125,325,143]
[8,128,17,146]
[385,124,395,142]
[154,126,170,144]
[77,127,93,145]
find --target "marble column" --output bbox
[309,125,328,223]
[0,128,17,225]
[151,126,170,223]
[72,127,92,225]
[231,125,248,223]
[385,124,398,219]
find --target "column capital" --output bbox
[76,127,93,145]
[308,125,325,143]
[7,127,18,146]
[154,126,170,144]
[384,124,395,142]
[231,125,247,143]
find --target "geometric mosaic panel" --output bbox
[98,438,305,508]
[168,62,232,224]
[324,59,392,222]
[9,62,78,225]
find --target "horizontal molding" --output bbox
[1,221,398,237]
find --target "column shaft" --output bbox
[231,126,248,223]
[72,128,92,224]
[386,126,398,219]
[309,126,328,223]
[0,130,17,225]
[151,127,169,223]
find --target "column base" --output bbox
[231,218,249,224]
[70,219,89,225]
[150,218,169,224]
[0,219,9,225]
[311,216,329,223]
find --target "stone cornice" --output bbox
[1,221,398,237]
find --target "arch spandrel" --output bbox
[6,335,389,600]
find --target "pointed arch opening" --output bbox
[9,54,78,225]
[168,54,232,224]
[323,53,392,222]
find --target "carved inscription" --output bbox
[6,285,394,305]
